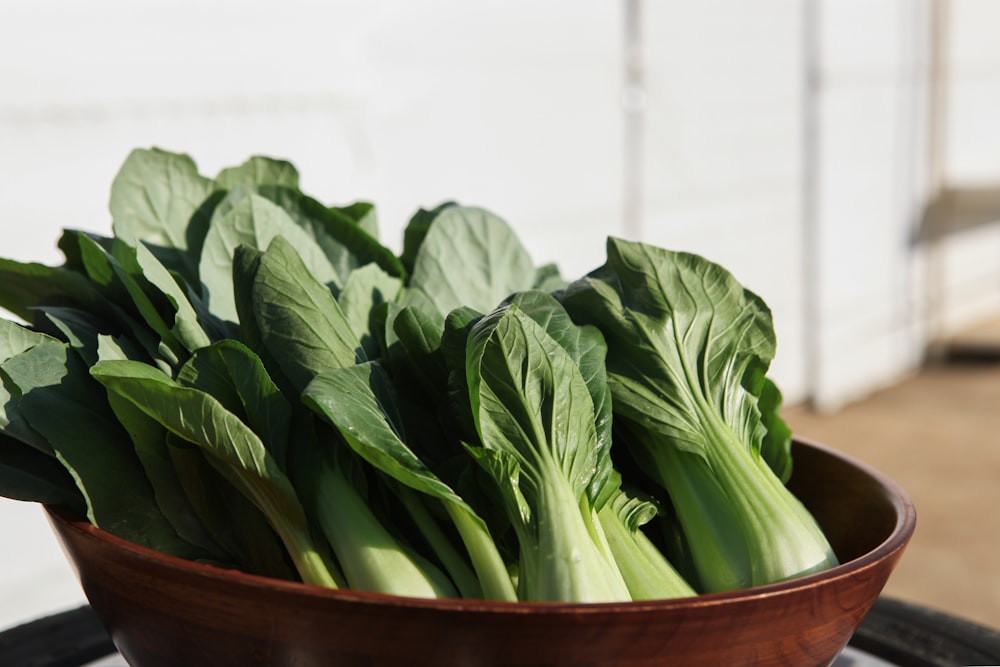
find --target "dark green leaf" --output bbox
[332,201,378,238]
[758,377,793,483]
[90,359,335,586]
[106,391,225,558]
[176,341,293,471]
[0,257,108,324]
[165,435,297,580]
[505,291,614,506]
[0,432,84,511]
[251,236,362,394]
[3,340,197,555]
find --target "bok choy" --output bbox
[0,147,837,605]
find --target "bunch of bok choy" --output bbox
[0,148,836,603]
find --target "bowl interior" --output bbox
[788,438,912,565]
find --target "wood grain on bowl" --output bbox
[47,439,915,667]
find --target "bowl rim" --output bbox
[46,437,916,616]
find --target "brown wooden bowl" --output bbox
[46,439,915,667]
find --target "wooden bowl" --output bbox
[46,439,915,667]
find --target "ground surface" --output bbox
[784,342,1000,631]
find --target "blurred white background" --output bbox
[3,0,1000,631]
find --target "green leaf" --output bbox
[399,202,457,276]
[0,321,55,453]
[176,341,293,471]
[0,432,84,510]
[76,234,185,368]
[125,241,213,351]
[199,190,340,323]
[251,236,362,394]
[165,436,298,580]
[39,307,113,366]
[467,304,599,502]
[304,362,461,503]
[105,391,225,559]
[338,263,403,360]
[333,201,379,238]
[562,239,775,456]
[390,304,449,401]
[3,340,196,556]
[302,361,516,600]
[758,377,793,483]
[109,147,216,285]
[257,187,405,283]
[505,291,614,507]
[408,206,536,317]
[214,156,300,190]
[90,359,337,587]
[465,303,629,602]
[560,238,836,590]
[532,263,567,292]
[0,258,108,325]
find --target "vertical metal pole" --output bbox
[623,0,645,241]
[802,0,823,407]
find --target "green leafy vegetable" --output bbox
[465,301,630,602]
[561,238,836,591]
[90,359,338,587]
[0,147,838,606]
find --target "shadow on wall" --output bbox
[915,185,1000,243]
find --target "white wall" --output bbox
[640,0,808,399]
[2,0,1000,632]
[807,0,934,410]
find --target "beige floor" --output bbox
[782,332,1000,631]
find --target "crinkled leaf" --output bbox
[560,238,836,589]
[505,290,613,506]
[561,238,775,456]
[466,303,599,504]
